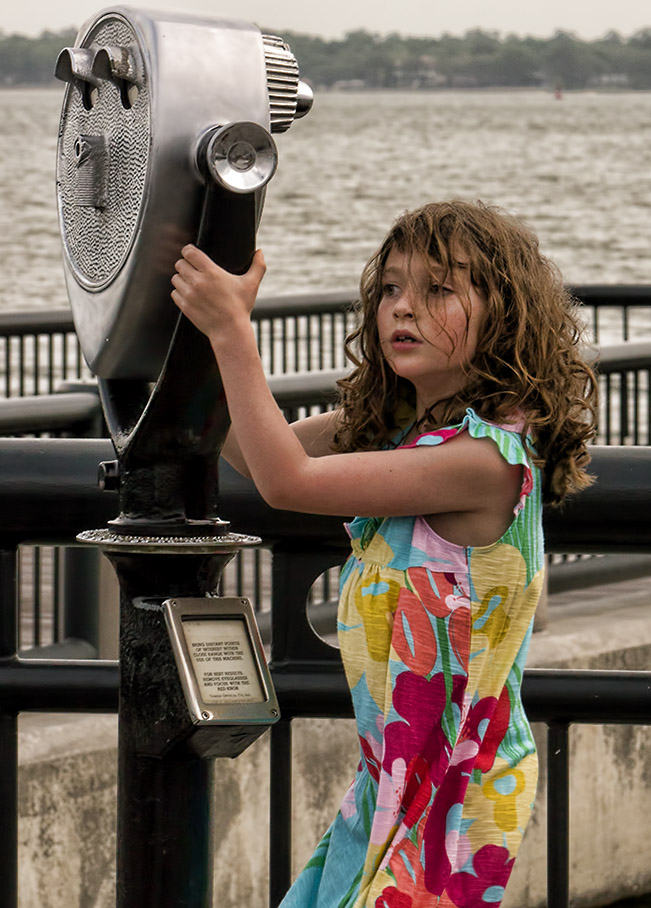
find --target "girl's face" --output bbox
[377,246,485,416]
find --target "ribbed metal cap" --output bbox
[262,34,300,133]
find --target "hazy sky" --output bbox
[2,0,651,40]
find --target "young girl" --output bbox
[171,200,596,908]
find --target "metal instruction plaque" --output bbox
[163,596,279,726]
[183,617,265,704]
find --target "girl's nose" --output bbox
[393,291,415,318]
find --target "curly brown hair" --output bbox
[333,199,597,506]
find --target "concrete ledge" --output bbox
[16,577,651,907]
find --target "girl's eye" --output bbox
[430,283,453,297]
[382,283,400,298]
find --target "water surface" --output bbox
[1,88,650,313]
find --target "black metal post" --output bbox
[0,547,18,908]
[107,549,230,908]
[269,718,293,908]
[547,721,570,908]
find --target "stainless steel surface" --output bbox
[204,121,278,193]
[295,80,314,119]
[163,596,279,726]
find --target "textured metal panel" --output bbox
[57,14,149,290]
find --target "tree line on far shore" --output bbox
[1,25,651,90]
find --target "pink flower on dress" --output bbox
[340,781,357,821]
[392,587,438,675]
[421,695,499,895]
[445,828,472,874]
[383,672,458,785]
[445,844,515,908]
[514,465,533,515]
[370,760,407,845]
[475,685,511,773]
[375,887,413,908]
[361,728,383,782]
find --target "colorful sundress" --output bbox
[280,408,545,908]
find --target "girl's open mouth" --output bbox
[390,330,421,348]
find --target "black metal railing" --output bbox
[2,286,650,395]
[1,292,650,654]
[0,439,649,908]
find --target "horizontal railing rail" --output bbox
[3,284,651,334]
[1,284,650,393]
[0,391,103,436]
[0,439,648,551]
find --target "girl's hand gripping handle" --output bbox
[171,244,266,343]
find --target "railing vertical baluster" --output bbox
[61,332,68,381]
[7,338,13,397]
[54,546,62,642]
[623,305,630,341]
[547,721,570,908]
[294,315,301,371]
[33,335,40,396]
[633,371,640,445]
[269,718,293,908]
[19,336,25,397]
[3,337,9,398]
[322,565,331,604]
[0,546,19,908]
[282,318,288,374]
[33,545,41,647]
[306,314,313,372]
[48,334,55,393]
[620,371,629,442]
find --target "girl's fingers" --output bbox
[174,257,200,281]
[244,249,266,294]
[249,249,266,280]
[181,244,212,269]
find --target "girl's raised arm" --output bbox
[222,409,341,479]
[171,246,520,529]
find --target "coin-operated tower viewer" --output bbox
[55,7,312,907]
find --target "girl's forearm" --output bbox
[209,321,309,508]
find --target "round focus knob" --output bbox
[203,121,278,194]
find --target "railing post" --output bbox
[269,718,293,908]
[0,547,18,908]
[61,546,101,651]
[547,721,570,908]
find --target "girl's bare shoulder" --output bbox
[289,409,342,457]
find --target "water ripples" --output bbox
[1,87,650,312]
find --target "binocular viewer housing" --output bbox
[56,6,312,380]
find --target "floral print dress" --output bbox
[279,408,544,908]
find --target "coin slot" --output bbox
[118,79,139,109]
[80,81,98,111]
